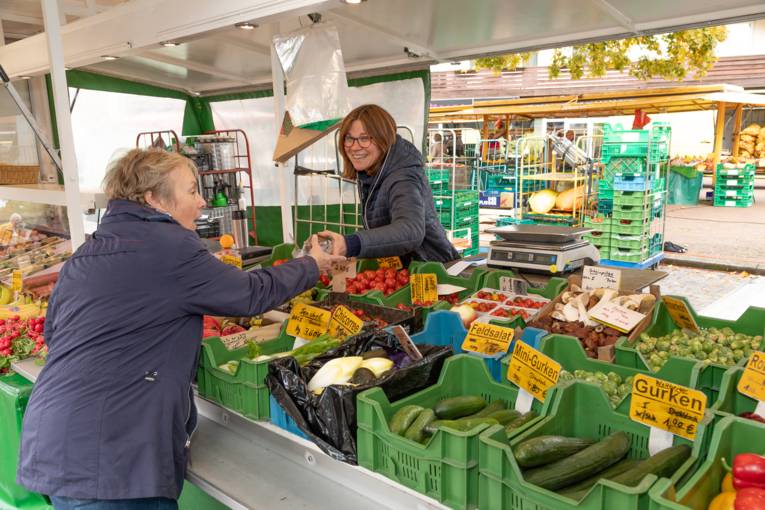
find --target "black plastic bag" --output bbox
[266,329,451,464]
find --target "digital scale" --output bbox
[486,225,601,274]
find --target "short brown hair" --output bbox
[103,148,198,206]
[338,104,397,179]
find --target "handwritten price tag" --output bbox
[219,253,242,269]
[582,266,621,292]
[410,273,438,303]
[662,297,700,333]
[589,301,646,334]
[738,351,765,403]
[377,257,403,269]
[286,303,331,340]
[506,341,561,402]
[629,374,706,441]
[462,322,515,356]
[11,270,22,292]
[329,305,364,338]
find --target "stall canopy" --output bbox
[2,0,765,96]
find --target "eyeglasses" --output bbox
[343,134,373,148]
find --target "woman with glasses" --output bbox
[319,104,459,265]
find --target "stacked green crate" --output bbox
[434,189,480,256]
[713,163,755,207]
[583,214,611,259]
[426,167,451,196]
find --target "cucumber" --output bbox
[404,408,436,443]
[464,399,506,419]
[523,431,631,490]
[557,458,640,500]
[514,436,596,468]
[609,444,692,487]
[389,405,424,435]
[433,395,486,419]
[425,417,498,433]
[505,411,538,435]
[486,409,522,425]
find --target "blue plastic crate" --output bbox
[410,311,546,382]
[269,394,308,440]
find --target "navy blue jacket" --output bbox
[346,135,460,263]
[17,200,319,500]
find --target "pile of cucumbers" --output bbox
[512,431,692,501]
[388,395,538,444]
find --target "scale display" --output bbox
[491,250,557,265]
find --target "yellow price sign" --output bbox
[738,351,765,403]
[410,273,438,304]
[662,297,700,333]
[506,341,561,402]
[462,322,515,356]
[329,305,364,338]
[377,257,403,269]
[219,253,242,269]
[11,270,22,293]
[286,303,331,340]
[629,374,706,441]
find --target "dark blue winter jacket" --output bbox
[17,199,318,500]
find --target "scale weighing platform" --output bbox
[486,225,600,274]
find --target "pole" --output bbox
[731,103,743,158]
[41,0,86,250]
[712,101,727,189]
[270,22,293,245]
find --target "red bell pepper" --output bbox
[734,487,765,510]
[733,454,765,490]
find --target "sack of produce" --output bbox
[742,123,761,136]
[265,329,451,463]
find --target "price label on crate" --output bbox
[410,273,438,304]
[582,266,622,292]
[506,341,561,403]
[738,351,765,403]
[629,374,706,441]
[11,270,22,293]
[461,322,515,356]
[286,303,331,340]
[499,276,528,295]
[328,305,364,339]
[662,297,700,333]
[376,257,403,269]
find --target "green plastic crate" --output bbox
[609,247,650,262]
[613,191,658,206]
[481,270,567,301]
[709,366,758,418]
[601,123,671,163]
[615,296,765,403]
[648,416,765,510]
[584,215,612,231]
[713,188,754,201]
[715,163,755,178]
[713,196,754,208]
[611,234,650,250]
[500,335,698,414]
[427,168,451,184]
[439,207,479,226]
[357,355,547,510]
[196,326,295,420]
[479,380,709,510]
[611,220,652,236]
[714,177,754,189]
[411,261,488,301]
[434,190,480,210]
[604,157,648,177]
[259,243,295,267]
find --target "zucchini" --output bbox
[486,409,522,426]
[557,458,640,500]
[514,436,596,468]
[610,444,692,487]
[433,395,486,419]
[505,411,538,435]
[389,405,424,435]
[404,408,436,443]
[464,399,506,419]
[523,431,630,490]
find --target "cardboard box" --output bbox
[479,190,515,209]
[272,112,341,163]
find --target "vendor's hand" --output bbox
[318,230,347,257]
[308,234,346,274]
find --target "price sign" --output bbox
[582,266,622,292]
[286,303,331,340]
[629,374,706,441]
[219,253,242,269]
[499,276,528,295]
[506,341,561,403]
[331,258,356,292]
[377,257,403,269]
[738,351,765,403]
[462,322,515,356]
[11,270,22,293]
[662,297,700,333]
[410,273,438,303]
[328,305,364,338]
[589,301,646,334]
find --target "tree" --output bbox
[473,26,728,81]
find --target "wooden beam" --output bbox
[732,103,743,157]
[712,101,727,187]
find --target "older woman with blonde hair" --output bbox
[17,148,342,510]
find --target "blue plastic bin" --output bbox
[269,394,308,440]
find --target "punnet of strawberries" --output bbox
[0,315,47,373]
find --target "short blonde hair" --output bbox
[103,148,198,206]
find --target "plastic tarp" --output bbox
[668,166,703,205]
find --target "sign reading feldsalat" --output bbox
[629,374,706,441]
[581,266,622,292]
[461,322,515,356]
